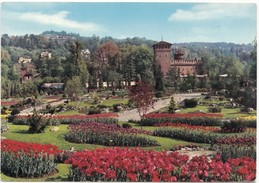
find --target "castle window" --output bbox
[165,54,167,57]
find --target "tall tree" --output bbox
[129,81,154,129]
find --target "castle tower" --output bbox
[153,41,172,76]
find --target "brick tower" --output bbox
[153,41,172,76]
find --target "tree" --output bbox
[128,82,154,129]
[166,67,180,91]
[154,64,165,91]
[65,76,84,109]
[168,96,177,113]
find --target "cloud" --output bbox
[168,3,255,21]
[17,11,101,32]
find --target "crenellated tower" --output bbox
[153,41,172,76]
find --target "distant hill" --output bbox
[1,30,254,63]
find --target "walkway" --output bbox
[118,93,203,122]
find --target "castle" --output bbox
[153,41,202,77]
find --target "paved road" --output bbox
[118,93,203,122]
[19,99,67,114]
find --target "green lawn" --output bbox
[2,123,195,152]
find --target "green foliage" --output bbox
[155,91,164,98]
[168,96,177,113]
[141,117,222,126]
[122,123,132,128]
[88,107,101,115]
[208,106,221,113]
[65,76,83,100]
[28,111,48,133]
[213,144,256,162]
[220,120,246,133]
[183,98,198,108]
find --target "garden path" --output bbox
[19,99,67,114]
[118,93,203,121]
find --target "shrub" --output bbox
[208,106,221,113]
[11,108,20,116]
[168,96,177,113]
[65,122,157,147]
[1,139,60,178]
[183,98,198,108]
[220,120,246,133]
[113,104,121,112]
[88,107,101,115]
[155,91,164,98]
[218,96,225,101]
[28,111,49,133]
[122,123,132,128]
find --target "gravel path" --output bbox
[19,99,67,114]
[118,93,203,122]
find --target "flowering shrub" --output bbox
[13,113,118,125]
[153,128,255,144]
[65,122,158,147]
[1,139,61,178]
[142,113,223,126]
[1,101,19,106]
[66,148,256,182]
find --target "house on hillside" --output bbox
[40,51,52,59]
[19,63,37,83]
[41,83,65,95]
[18,56,32,64]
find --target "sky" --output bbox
[1,2,257,44]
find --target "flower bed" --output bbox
[66,147,256,181]
[1,101,19,106]
[153,128,255,144]
[1,139,61,178]
[142,113,223,126]
[65,122,158,147]
[12,113,118,125]
[154,122,219,132]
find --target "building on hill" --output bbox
[153,41,202,77]
[40,51,52,59]
[18,56,32,64]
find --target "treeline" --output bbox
[1,32,257,108]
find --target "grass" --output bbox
[2,124,104,151]
[2,123,196,152]
[1,164,70,182]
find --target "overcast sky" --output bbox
[1,2,257,44]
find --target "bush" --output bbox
[88,107,101,115]
[28,111,49,133]
[155,91,164,98]
[11,108,20,116]
[122,123,132,128]
[218,96,225,101]
[183,98,198,108]
[113,104,121,112]
[220,120,246,133]
[1,139,60,178]
[208,106,221,113]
